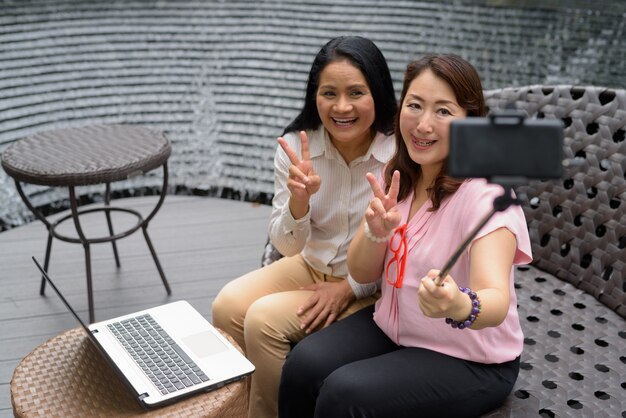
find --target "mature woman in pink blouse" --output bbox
[279,54,532,418]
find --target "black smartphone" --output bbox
[448,111,564,180]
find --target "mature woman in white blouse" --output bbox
[211,36,397,418]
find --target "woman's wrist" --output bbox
[446,287,482,329]
[449,290,473,321]
[363,222,394,243]
[341,279,357,302]
[288,197,310,220]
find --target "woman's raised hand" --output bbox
[364,170,402,237]
[277,131,321,202]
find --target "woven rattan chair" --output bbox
[263,85,626,417]
[481,85,626,417]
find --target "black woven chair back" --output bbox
[485,85,625,318]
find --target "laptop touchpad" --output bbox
[182,332,228,357]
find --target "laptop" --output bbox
[33,256,255,409]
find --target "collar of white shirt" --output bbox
[308,128,394,164]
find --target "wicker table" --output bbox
[10,327,249,418]
[1,124,172,323]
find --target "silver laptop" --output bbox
[33,256,254,409]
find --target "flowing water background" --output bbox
[1,0,625,230]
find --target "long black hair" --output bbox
[282,36,397,136]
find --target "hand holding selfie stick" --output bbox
[433,181,521,286]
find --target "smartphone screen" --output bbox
[448,113,564,180]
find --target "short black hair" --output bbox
[283,36,396,136]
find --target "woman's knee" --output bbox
[282,332,335,389]
[315,368,372,418]
[212,280,247,327]
[243,296,296,343]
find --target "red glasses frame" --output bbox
[385,223,407,288]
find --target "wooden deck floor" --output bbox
[0,195,272,415]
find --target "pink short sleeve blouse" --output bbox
[373,179,532,364]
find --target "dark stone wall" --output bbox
[1,0,625,228]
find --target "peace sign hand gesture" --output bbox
[364,170,402,238]
[277,131,321,203]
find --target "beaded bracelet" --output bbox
[363,222,394,243]
[445,287,481,329]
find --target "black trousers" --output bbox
[278,305,519,418]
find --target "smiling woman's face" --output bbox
[399,68,467,173]
[316,59,376,148]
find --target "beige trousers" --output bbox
[211,255,377,418]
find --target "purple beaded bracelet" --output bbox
[445,287,481,329]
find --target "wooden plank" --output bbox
[0,195,272,412]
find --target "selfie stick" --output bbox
[433,180,522,286]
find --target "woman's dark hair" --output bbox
[385,53,486,209]
[282,36,396,136]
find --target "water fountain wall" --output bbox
[1,0,625,229]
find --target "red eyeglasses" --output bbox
[385,224,407,288]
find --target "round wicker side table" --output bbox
[1,124,172,324]
[10,327,249,418]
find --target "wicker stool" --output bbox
[1,124,172,323]
[10,327,249,418]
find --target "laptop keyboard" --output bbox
[108,314,209,395]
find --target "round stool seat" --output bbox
[1,124,171,187]
[10,327,248,418]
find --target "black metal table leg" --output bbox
[69,186,96,323]
[104,182,121,268]
[13,180,55,295]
